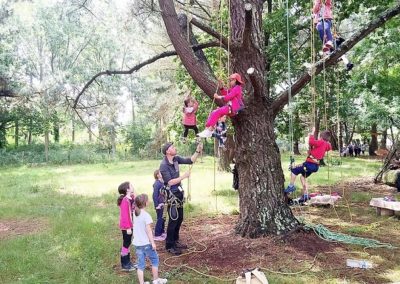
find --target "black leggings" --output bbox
[183,125,199,137]
[122,230,132,249]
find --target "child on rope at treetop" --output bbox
[313,0,354,71]
[117,181,137,272]
[212,115,227,150]
[285,127,332,202]
[197,73,244,138]
[152,169,166,241]
[182,94,199,143]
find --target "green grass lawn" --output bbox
[0,154,386,283]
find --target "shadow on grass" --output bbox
[210,188,238,197]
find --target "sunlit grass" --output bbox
[0,154,389,283]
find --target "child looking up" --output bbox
[117,182,136,271]
[212,115,227,149]
[133,194,168,284]
[152,169,166,241]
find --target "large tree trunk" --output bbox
[380,128,387,149]
[44,130,49,162]
[369,123,378,156]
[218,134,235,172]
[14,119,19,147]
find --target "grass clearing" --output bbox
[0,154,398,283]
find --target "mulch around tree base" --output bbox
[156,178,400,283]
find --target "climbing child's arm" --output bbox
[223,86,240,102]
[313,0,321,14]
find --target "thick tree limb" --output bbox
[0,90,17,98]
[73,41,220,108]
[191,17,228,48]
[272,2,400,117]
[159,0,222,101]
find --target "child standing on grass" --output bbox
[133,194,168,284]
[117,181,137,271]
[152,169,166,241]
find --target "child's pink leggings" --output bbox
[206,106,230,127]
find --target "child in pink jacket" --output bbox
[182,97,199,142]
[117,181,137,271]
[197,73,244,138]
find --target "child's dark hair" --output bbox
[320,130,331,142]
[134,194,148,216]
[153,169,160,180]
[117,181,131,206]
[184,98,190,107]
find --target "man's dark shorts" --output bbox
[291,162,319,177]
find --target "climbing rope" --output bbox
[306,223,397,249]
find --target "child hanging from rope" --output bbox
[212,115,227,149]
[313,0,354,71]
[182,93,199,143]
[285,127,332,202]
[197,73,244,138]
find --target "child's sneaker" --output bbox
[284,184,296,193]
[197,128,213,138]
[153,278,168,284]
[121,262,136,272]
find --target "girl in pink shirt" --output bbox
[182,97,199,142]
[117,181,136,271]
[197,73,244,138]
[285,128,332,202]
[313,0,334,53]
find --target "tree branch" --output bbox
[159,0,222,100]
[272,2,400,117]
[0,90,17,98]
[191,17,228,48]
[73,41,220,108]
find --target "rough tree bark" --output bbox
[370,123,378,156]
[380,128,387,149]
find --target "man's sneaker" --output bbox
[197,128,213,138]
[346,63,354,71]
[154,235,166,241]
[166,247,182,255]
[175,241,188,249]
[284,184,296,194]
[153,278,168,284]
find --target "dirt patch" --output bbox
[0,218,48,240]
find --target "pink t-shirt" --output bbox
[313,0,333,23]
[307,135,332,161]
[182,101,198,126]
[119,196,133,230]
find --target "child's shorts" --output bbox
[135,244,159,270]
[291,162,319,177]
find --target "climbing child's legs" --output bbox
[316,20,333,46]
[205,106,230,128]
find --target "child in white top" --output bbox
[133,194,168,284]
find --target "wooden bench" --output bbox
[369,198,400,216]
